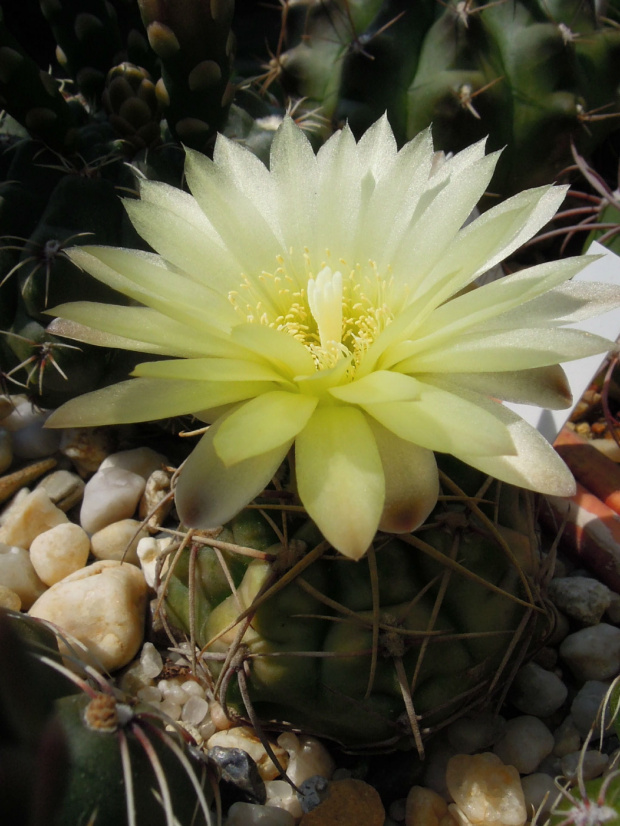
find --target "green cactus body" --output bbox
[164,460,550,751]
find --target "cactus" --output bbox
[162,457,552,755]
[247,0,620,198]
[0,609,216,826]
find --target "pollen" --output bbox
[228,252,397,372]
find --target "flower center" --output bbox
[228,251,399,372]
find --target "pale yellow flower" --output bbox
[46,116,619,559]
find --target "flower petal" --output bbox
[175,417,291,529]
[295,406,385,559]
[47,302,242,358]
[416,376,576,495]
[316,124,361,259]
[367,419,439,534]
[132,357,289,383]
[231,323,316,379]
[213,391,318,466]
[329,370,420,404]
[45,377,271,427]
[395,327,615,374]
[362,380,516,457]
[421,365,572,409]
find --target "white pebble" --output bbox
[182,695,209,726]
[80,467,146,534]
[560,624,620,682]
[0,543,47,608]
[137,536,171,587]
[198,718,217,740]
[29,523,90,585]
[100,447,167,480]
[561,750,609,782]
[264,779,300,820]
[446,753,526,826]
[90,518,148,566]
[493,716,554,774]
[29,559,147,672]
[137,685,163,705]
[570,681,612,738]
[509,662,568,718]
[276,732,335,787]
[159,699,182,720]
[181,680,204,697]
[0,489,69,549]
[163,684,189,706]
[139,469,172,528]
[226,802,295,825]
[140,642,163,680]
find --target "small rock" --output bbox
[29,559,147,672]
[60,427,116,475]
[560,624,620,682]
[137,536,170,587]
[139,468,172,528]
[208,745,266,804]
[299,778,384,826]
[508,662,568,718]
[0,585,21,610]
[226,801,295,825]
[29,523,91,585]
[36,470,85,511]
[0,428,12,473]
[265,778,302,820]
[406,785,455,826]
[0,543,47,608]
[446,713,506,755]
[207,726,288,782]
[0,488,29,526]
[90,518,149,566]
[0,488,69,549]
[100,447,167,480]
[560,750,608,782]
[570,681,614,738]
[552,716,581,758]
[493,716,554,774]
[277,732,335,788]
[548,577,612,626]
[446,753,526,826]
[520,773,562,819]
[80,467,146,534]
[4,402,61,459]
[605,592,620,625]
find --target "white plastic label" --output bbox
[504,242,620,443]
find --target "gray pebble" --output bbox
[445,712,506,754]
[493,716,554,774]
[570,681,613,738]
[561,750,608,782]
[548,577,612,626]
[560,624,620,682]
[552,716,581,758]
[509,662,568,717]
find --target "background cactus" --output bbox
[0,608,216,826]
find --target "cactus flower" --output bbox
[46,116,619,559]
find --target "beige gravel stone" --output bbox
[0,585,21,610]
[36,470,85,511]
[446,753,527,826]
[90,519,149,566]
[0,488,69,549]
[29,559,148,672]
[0,543,47,609]
[29,523,91,586]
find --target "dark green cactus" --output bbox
[163,458,552,753]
